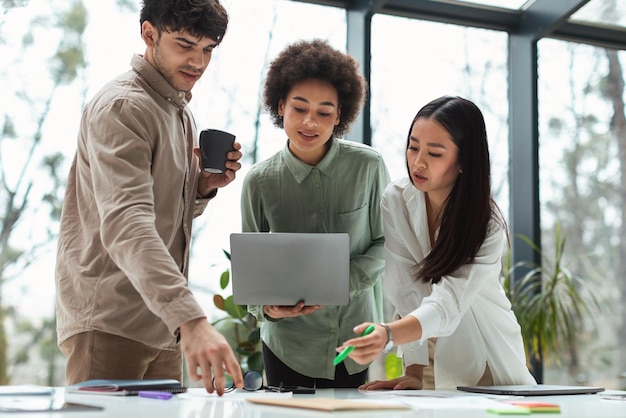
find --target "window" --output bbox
[370,14,510,215]
[538,38,626,388]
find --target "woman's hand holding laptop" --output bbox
[263,300,323,319]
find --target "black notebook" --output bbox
[67,379,187,396]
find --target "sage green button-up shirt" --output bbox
[241,138,390,379]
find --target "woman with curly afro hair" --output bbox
[241,39,391,388]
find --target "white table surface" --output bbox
[4,387,626,417]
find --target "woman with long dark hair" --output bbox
[339,96,536,390]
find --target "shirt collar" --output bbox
[130,54,191,107]
[281,138,339,184]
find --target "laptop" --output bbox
[457,384,605,396]
[230,232,350,306]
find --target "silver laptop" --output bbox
[230,232,350,306]
[457,384,605,396]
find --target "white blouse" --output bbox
[381,178,536,389]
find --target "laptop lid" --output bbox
[456,384,605,396]
[230,232,350,306]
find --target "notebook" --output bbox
[67,379,187,396]
[230,232,350,306]
[457,384,605,396]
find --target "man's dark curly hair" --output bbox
[263,39,367,139]
[140,0,228,44]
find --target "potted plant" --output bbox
[502,222,602,376]
[211,250,263,373]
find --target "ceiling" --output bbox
[290,0,626,50]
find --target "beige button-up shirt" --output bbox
[56,55,210,350]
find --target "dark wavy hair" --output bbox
[140,0,228,43]
[262,39,366,138]
[407,96,503,283]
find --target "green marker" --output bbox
[333,324,376,366]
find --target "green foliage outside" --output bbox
[1,0,138,386]
[0,0,89,386]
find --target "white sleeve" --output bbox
[408,223,506,342]
[380,187,429,366]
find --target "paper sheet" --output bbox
[246,397,411,411]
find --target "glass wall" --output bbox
[185,0,346,320]
[538,38,626,389]
[1,0,346,385]
[369,14,510,216]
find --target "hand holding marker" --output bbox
[333,324,376,366]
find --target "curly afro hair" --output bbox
[263,39,367,139]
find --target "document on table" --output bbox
[0,385,54,396]
[246,397,411,411]
[359,389,523,412]
[0,394,103,413]
[601,393,626,400]
[360,389,467,398]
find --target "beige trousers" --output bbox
[422,338,493,389]
[60,331,182,385]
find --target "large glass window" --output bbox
[571,0,626,28]
[1,0,346,385]
[186,0,346,318]
[538,38,626,388]
[370,14,510,216]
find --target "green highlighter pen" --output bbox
[333,324,376,366]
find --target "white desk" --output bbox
[6,388,626,417]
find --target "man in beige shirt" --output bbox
[55,0,243,395]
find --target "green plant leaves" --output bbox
[222,249,231,261]
[213,294,248,322]
[504,222,602,367]
[236,341,258,356]
[220,270,230,290]
[213,251,262,374]
[247,352,264,373]
[222,296,247,320]
[248,327,260,345]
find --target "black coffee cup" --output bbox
[199,129,236,174]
